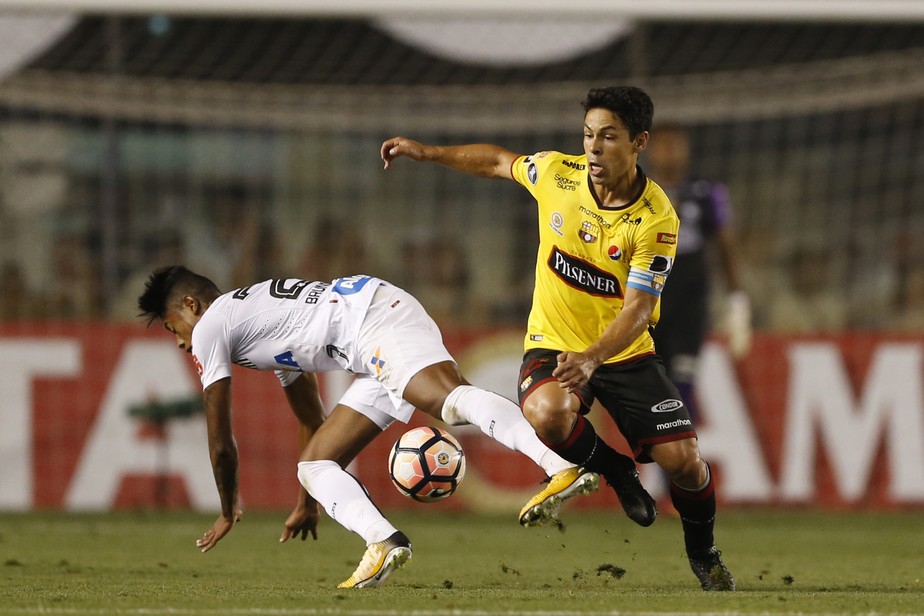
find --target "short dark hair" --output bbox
[137,265,221,325]
[581,86,654,139]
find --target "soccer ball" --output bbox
[388,426,466,503]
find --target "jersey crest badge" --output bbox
[578,221,599,243]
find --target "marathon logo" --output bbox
[656,418,693,430]
[548,246,621,297]
[579,206,612,228]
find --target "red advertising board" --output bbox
[1,323,922,511]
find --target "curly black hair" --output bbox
[137,265,220,325]
[581,86,654,139]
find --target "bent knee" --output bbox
[522,388,581,443]
[651,439,707,485]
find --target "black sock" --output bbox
[670,464,717,556]
[540,414,633,476]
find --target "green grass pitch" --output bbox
[1,509,922,614]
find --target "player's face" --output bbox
[162,300,201,354]
[583,108,646,186]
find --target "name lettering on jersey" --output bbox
[561,160,586,171]
[578,206,612,229]
[304,282,330,305]
[554,174,579,191]
[232,286,252,300]
[549,212,564,236]
[578,221,599,243]
[657,232,677,245]
[548,246,622,298]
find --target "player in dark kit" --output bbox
[381,86,735,590]
[646,124,751,420]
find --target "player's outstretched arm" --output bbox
[381,136,519,180]
[198,377,242,553]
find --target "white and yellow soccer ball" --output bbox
[388,426,466,503]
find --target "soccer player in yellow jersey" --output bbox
[381,86,734,591]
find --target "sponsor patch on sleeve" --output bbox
[657,232,677,245]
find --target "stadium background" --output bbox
[1,1,923,514]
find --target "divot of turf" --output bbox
[596,563,626,579]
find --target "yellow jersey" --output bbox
[511,150,679,364]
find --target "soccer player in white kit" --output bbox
[138,266,599,588]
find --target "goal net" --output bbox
[1,12,923,331]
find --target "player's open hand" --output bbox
[380,137,427,170]
[196,508,242,553]
[279,497,320,543]
[553,351,599,392]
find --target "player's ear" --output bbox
[182,294,201,315]
[634,131,650,152]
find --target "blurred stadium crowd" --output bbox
[1,14,923,331]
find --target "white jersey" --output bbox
[191,275,383,390]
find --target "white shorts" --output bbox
[337,375,408,429]
[347,283,454,428]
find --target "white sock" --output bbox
[441,385,573,476]
[297,460,397,545]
